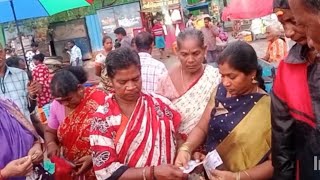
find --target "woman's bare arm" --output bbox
[240,154,273,179]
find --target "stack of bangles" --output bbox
[142,166,156,180]
[178,142,192,155]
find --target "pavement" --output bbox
[84,38,269,83]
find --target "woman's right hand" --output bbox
[1,156,33,178]
[174,150,191,168]
[154,164,187,180]
[47,142,60,158]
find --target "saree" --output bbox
[0,99,38,180]
[157,65,220,139]
[205,84,271,172]
[57,87,107,180]
[267,38,288,63]
[90,93,181,180]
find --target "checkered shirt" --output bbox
[0,66,30,120]
[139,52,168,93]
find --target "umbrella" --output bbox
[0,0,93,69]
[222,0,273,21]
[0,0,93,23]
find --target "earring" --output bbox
[252,76,258,84]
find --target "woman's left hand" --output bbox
[210,169,236,180]
[28,143,43,164]
[74,155,92,176]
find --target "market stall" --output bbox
[140,0,184,49]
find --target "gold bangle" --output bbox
[243,170,252,179]
[178,143,191,154]
[142,167,147,180]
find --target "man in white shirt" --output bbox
[67,40,83,66]
[135,32,167,93]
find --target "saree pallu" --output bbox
[0,99,38,180]
[205,84,271,172]
[173,65,220,139]
[57,87,107,180]
[90,93,181,180]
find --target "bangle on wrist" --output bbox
[150,166,155,180]
[28,95,37,100]
[142,167,147,180]
[243,170,252,179]
[178,142,191,154]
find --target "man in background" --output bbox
[201,17,219,65]
[135,32,167,92]
[114,27,132,49]
[67,40,83,66]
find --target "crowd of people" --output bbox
[0,0,320,179]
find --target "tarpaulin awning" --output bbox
[222,0,273,21]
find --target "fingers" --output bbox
[74,157,84,164]
[75,165,85,175]
[14,156,31,165]
[19,156,33,169]
[171,168,185,179]
[210,169,222,177]
[193,152,205,161]
[175,153,190,168]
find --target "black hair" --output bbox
[176,29,205,49]
[50,70,80,98]
[106,47,140,79]
[33,53,45,63]
[6,56,24,69]
[31,42,38,47]
[65,66,88,84]
[102,36,112,45]
[204,17,212,22]
[218,41,265,90]
[131,38,136,46]
[114,27,127,36]
[273,0,289,9]
[188,13,193,19]
[135,32,154,52]
[302,0,320,12]
[67,40,75,45]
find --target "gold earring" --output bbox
[252,77,258,84]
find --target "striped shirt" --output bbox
[152,23,164,37]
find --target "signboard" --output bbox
[141,0,179,10]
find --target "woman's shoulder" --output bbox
[144,92,179,113]
[87,87,108,101]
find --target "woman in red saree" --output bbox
[89,48,187,180]
[45,67,107,180]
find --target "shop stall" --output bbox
[140,0,184,49]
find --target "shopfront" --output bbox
[140,0,184,49]
[96,2,142,41]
